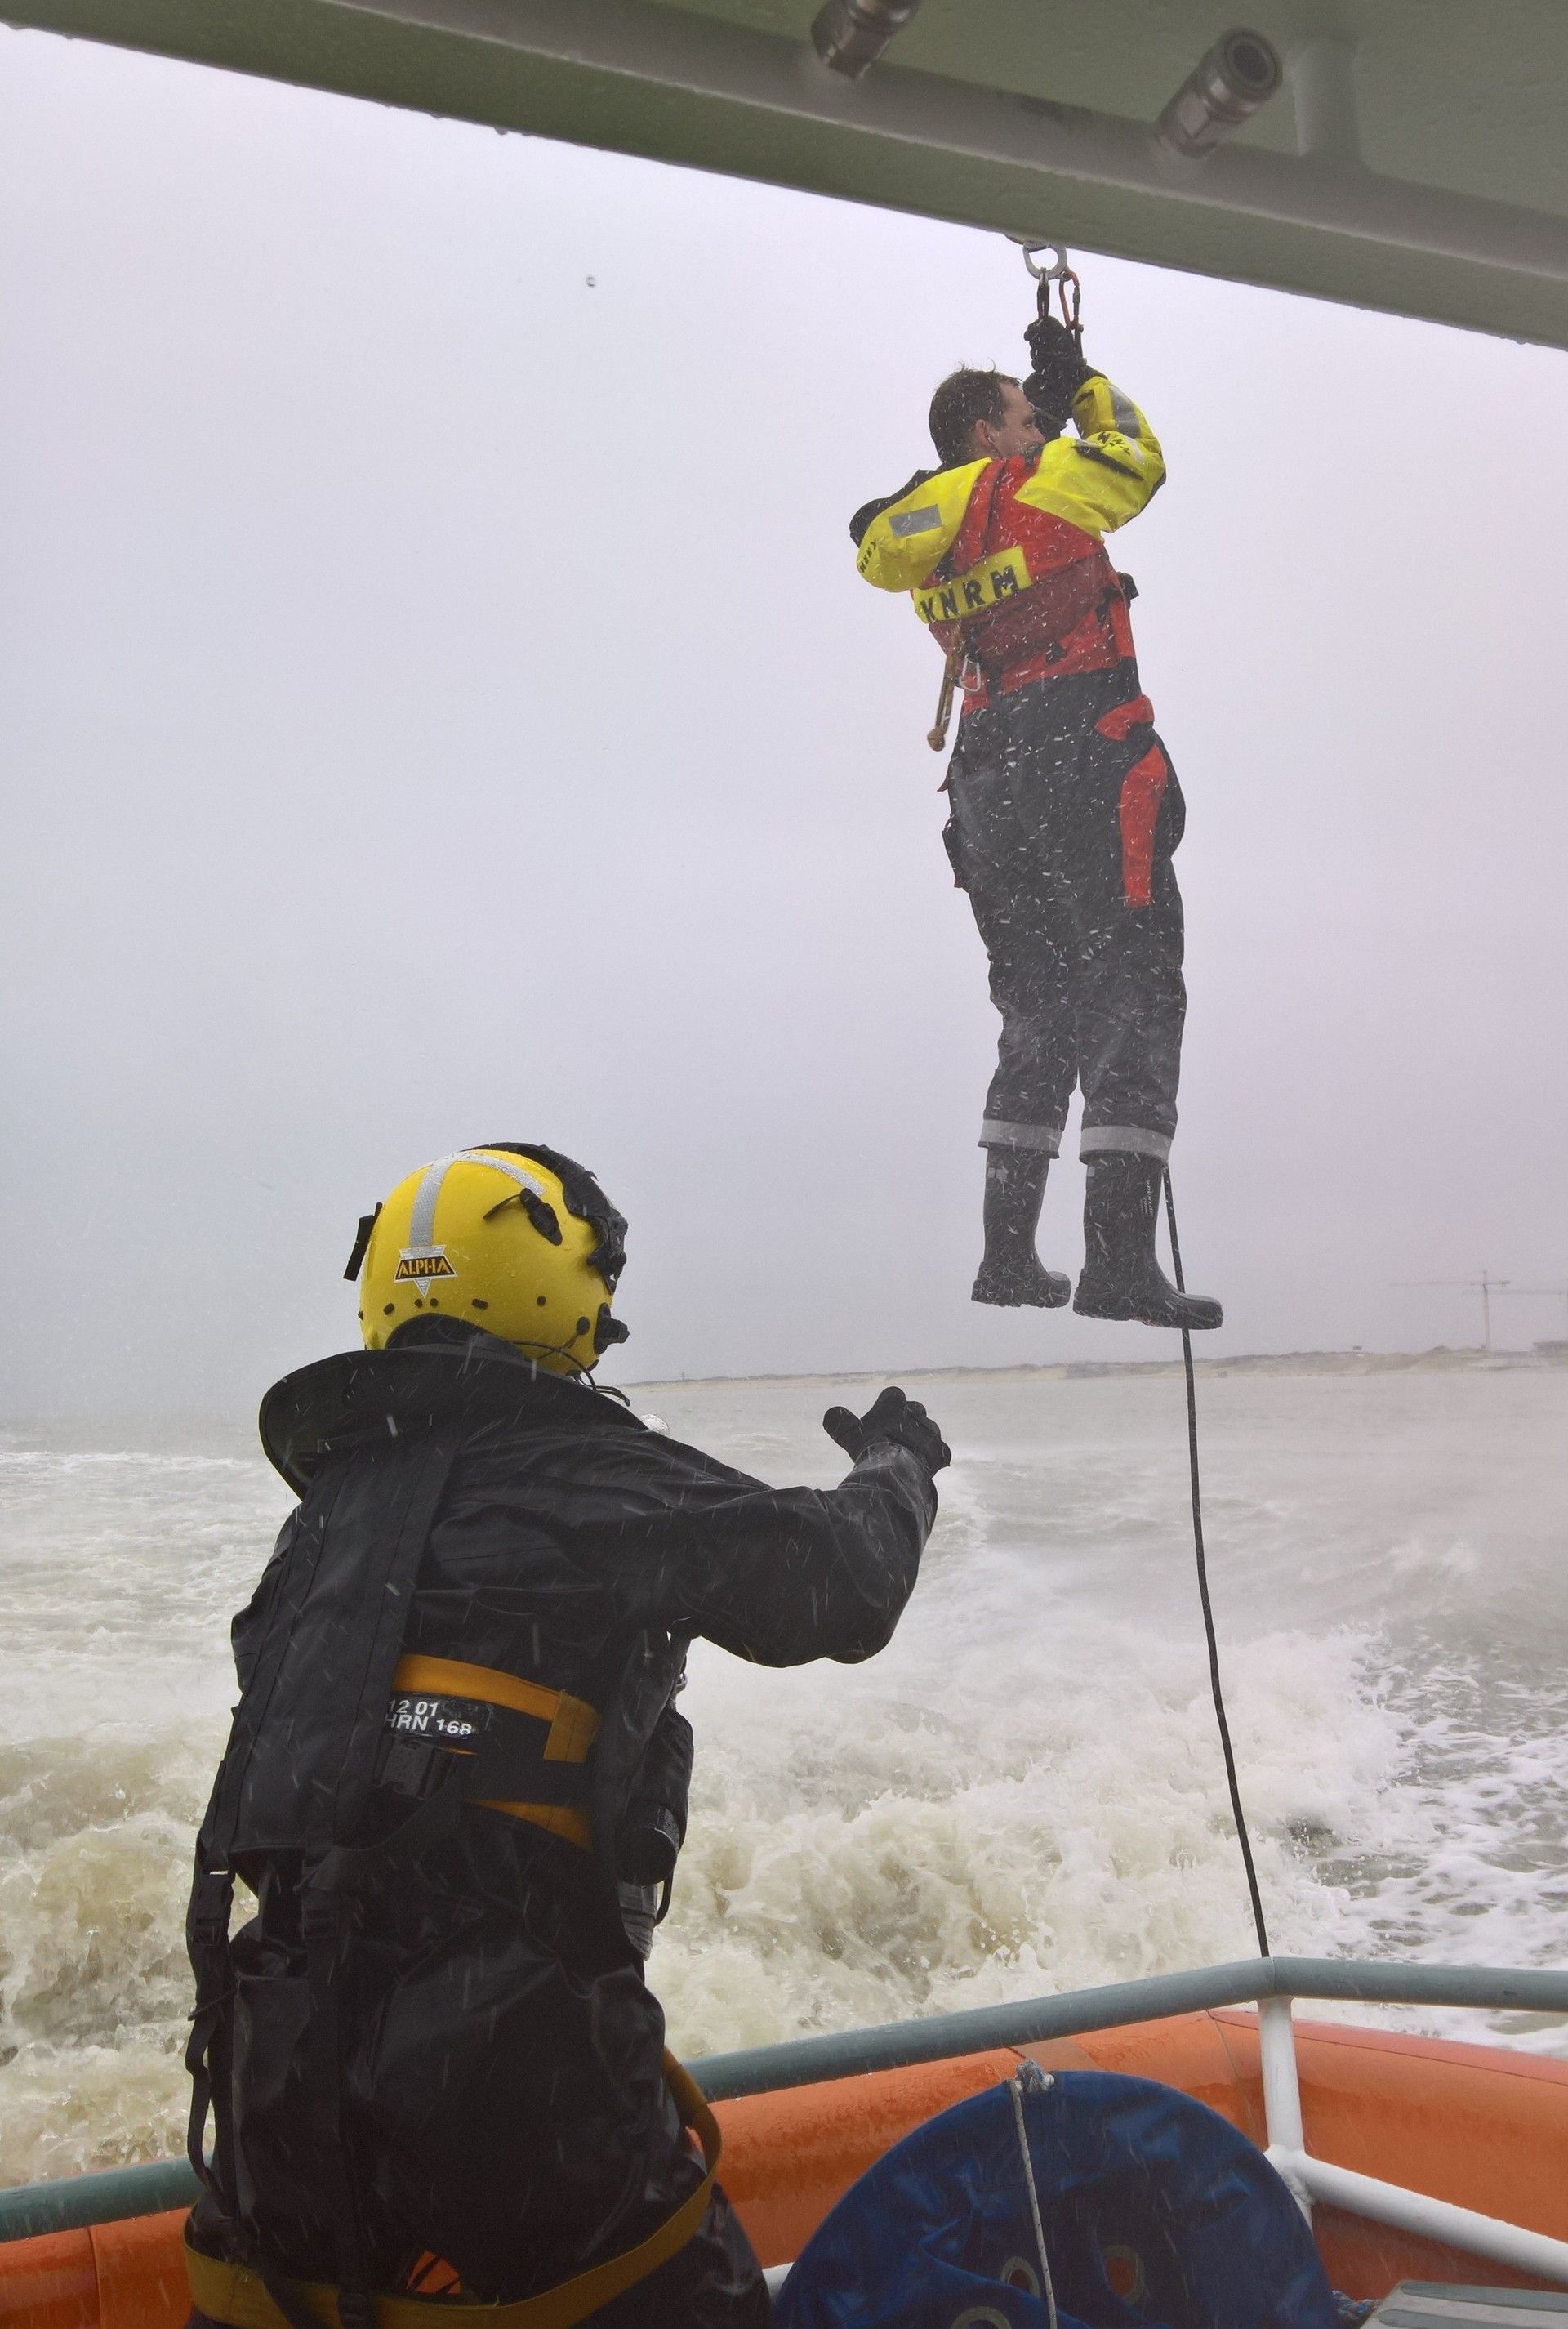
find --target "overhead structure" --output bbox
[3,0,1566,348]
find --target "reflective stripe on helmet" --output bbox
[407,1150,550,1252]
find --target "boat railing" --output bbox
[3,1954,1566,2277]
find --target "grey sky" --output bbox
[3,25,1566,1418]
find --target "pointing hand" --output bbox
[822,1386,951,1475]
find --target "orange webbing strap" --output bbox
[388,1656,600,1851]
[184,2054,720,2329]
[389,1658,600,1764]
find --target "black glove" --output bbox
[1022,313,1094,433]
[822,1385,951,1475]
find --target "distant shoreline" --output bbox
[7,1344,1566,1445]
[626,1343,1568,1392]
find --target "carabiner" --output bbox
[1007,233,1084,350]
[1006,234,1071,283]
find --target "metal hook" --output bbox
[1006,233,1071,282]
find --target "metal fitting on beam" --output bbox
[809,0,925,81]
[1156,28,1284,158]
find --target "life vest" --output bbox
[915,454,1135,706]
[852,377,1163,724]
[184,1350,702,2329]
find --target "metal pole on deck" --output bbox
[1257,1993,1312,2223]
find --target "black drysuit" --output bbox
[185,1323,938,2327]
[943,666,1187,1162]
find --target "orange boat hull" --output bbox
[5,2009,1567,2329]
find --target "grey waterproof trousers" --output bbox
[942,667,1187,1163]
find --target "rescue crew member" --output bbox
[850,315,1222,1330]
[181,1143,949,2329]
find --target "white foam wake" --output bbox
[2,1365,1565,2184]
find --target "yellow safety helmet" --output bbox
[346,1143,629,1376]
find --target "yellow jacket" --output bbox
[851,377,1165,698]
[853,377,1164,595]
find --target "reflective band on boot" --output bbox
[183,2055,722,2329]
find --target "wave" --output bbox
[2,1366,1566,2184]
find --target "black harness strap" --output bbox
[186,1479,347,2214]
[185,1426,461,2305]
[184,1865,238,2209]
[298,1763,470,2327]
[326,1434,466,1846]
[373,1704,598,1812]
[301,1862,371,2329]
[302,1430,463,2329]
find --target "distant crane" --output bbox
[1391,1271,1511,1352]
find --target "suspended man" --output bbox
[851,305,1222,1330]
[182,1143,949,2329]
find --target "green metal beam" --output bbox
[4,0,1568,348]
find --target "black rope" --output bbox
[1161,1168,1272,1958]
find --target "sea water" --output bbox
[2,1361,1566,2186]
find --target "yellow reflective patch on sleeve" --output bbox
[912,545,1031,625]
[856,460,988,592]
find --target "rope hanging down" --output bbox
[1002,234,1263,1952]
[1161,1170,1272,1958]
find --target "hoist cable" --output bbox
[1009,225,1265,1955]
[1161,1169,1272,1958]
